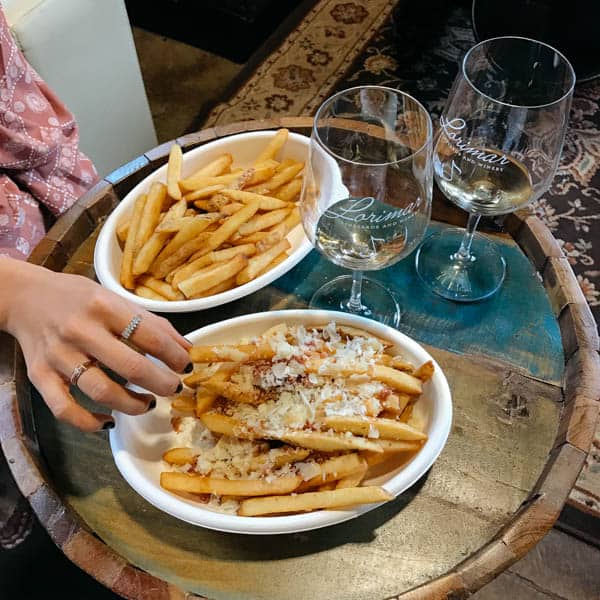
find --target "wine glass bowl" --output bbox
[416,36,576,302]
[300,86,433,326]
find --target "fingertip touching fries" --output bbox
[161,321,433,516]
[117,129,304,301]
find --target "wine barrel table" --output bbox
[1,118,599,600]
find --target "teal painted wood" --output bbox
[273,222,563,384]
[167,222,563,385]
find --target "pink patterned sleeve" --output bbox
[0,8,98,259]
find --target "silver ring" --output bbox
[121,314,142,341]
[70,359,95,387]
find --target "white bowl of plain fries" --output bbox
[110,310,452,534]
[94,129,324,312]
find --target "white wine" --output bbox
[314,196,425,270]
[434,144,533,216]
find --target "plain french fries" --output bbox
[153,232,214,279]
[272,177,303,201]
[255,128,288,163]
[202,200,260,254]
[135,182,167,253]
[246,161,304,193]
[151,215,219,272]
[120,193,147,289]
[169,253,214,289]
[188,276,237,299]
[133,231,172,276]
[230,231,269,245]
[183,184,226,203]
[179,170,244,193]
[138,276,185,301]
[186,153,233,180]
[178,254,248,298]
[116,217,130,246]
[220,202,244,216]
[193,195,231,212]
[237,208,290,237]
[116,130,306,302]
[134,285,168,301]
[238,486,392,516]
[167,144,183,200]
[220,189,291,210]
[154,215,195,233]
[255,251,288,277]
[236,238,291,285]
[171,244,256,292]
[232,163,278,189]
[256,207,300,252]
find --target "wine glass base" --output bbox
[309,275,401,327]
[415,228,506,302]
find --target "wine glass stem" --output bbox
[453,213,481,261]
[347,270,365,313]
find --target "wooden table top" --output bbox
[1,118,598,600]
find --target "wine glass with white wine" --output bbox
[415,36,575,301]
[300,86,433,326]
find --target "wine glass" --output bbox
[415,36,576,302]
[300,85,433,327]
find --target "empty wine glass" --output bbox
[415,36,576,302]
[300,86,433,326]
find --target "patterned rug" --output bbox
[200,0,600,518]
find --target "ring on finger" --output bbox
[70,359,96,387]
[120,314,143,342]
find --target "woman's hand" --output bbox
[0,258,191,432]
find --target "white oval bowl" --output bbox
[109,310,453,535]
[94,131,319,313]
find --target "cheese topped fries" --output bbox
[160,322,433,516]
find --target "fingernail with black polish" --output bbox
[176,382,183,393]
[184,362,194,374]
[147,397,157,412]
[102,420,115,430]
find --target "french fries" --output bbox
[160,321,433,516]
[238,487,392,516]
[116,129,304,301]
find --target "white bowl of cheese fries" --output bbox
[110,310,452,534]
[94,129,323,312]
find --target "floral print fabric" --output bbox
[0,8,97,260]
